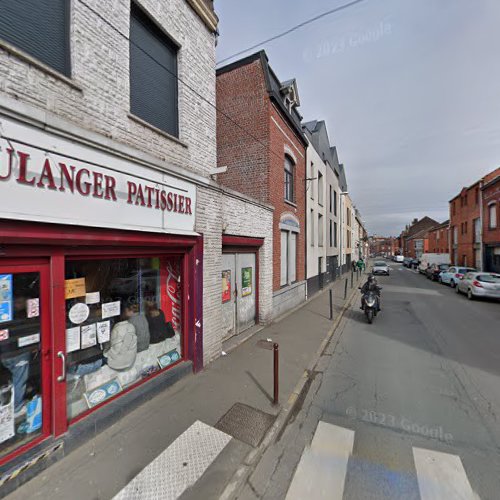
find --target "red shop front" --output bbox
[0,116,203,478]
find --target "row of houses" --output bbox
[397,167,500,273]
[0,0,366,487]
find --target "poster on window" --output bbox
[0,384,14,444]
[241,267,252,297]
[222,270,231,303]
[164,258,182,334]
[0,274,13,323]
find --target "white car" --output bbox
[394,255,404,263]
[439,266,476,287]
[456,272,500,300]
[372,261,390,276]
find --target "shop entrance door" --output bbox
[0,262,51,464]
[221,253,256,341]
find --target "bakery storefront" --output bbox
[0,116,202,475]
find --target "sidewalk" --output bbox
[7,271,362,500]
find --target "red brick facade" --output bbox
[482,173,500,272]
[216,53,307,292]
[427,222,450,254]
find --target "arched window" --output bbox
[284,156,294,202]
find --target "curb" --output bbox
[220,279,360,500]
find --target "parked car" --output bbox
[394,255,404,263]
[403,257,412,267]
[410,258,419,270]
[455,272,500,300]
[372,261,390,275]
[439,266,476,287]
[426,263,449,281]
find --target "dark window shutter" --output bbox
[130,3,179,137]
[0,0,70,76]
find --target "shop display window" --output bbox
[65,256,183,420]
[0,272,43,458]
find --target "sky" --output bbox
[214,0,500,236]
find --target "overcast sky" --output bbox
[214,0,500,236]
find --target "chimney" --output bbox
[412,218,418,225]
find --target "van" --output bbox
[418,253,450,274]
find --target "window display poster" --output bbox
[66,326,81,353]
[81,323,97,349]
[102,301,120,319]
[222,270,231,303]
[158,349,181,369]
[242,267,252,297]
[69,302,90,325]
[0,329,8,341]
[164,257,182,333]
[84,379,122,408]
[97,320,111,343]
[0,274,13,323]
[18,333,40,347]
[85,292,100,305]
[0,385,15,444]
[65,278,86,299]
[27,298,40,318]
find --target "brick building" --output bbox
[427,221,450,254]
[406,229,430,259]
[369,236,397,257]
[216,51,308,317]
[0,0,274,488]
[399,217,438,257]
[481,172,500,272]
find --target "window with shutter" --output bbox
[130,3,179,137]
[0,0,70,76]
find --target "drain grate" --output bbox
[215,403,275,447]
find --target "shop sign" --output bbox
[0,116,196,234]
[222,270,231,303]
[164,258,182,333]
[241,267,252,297]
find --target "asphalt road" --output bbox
[245,262,500,499]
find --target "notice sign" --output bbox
[69,302,90,325]
[27,298,40,318]
[102,301,120,319]
[0,385,14,444]
[66,326,81,353]
[222,270,231,303]
[0,274,13,323]
[81,323,97,349]
[65,278,86,299]
[96,321,110,343]
[241,267,252,297]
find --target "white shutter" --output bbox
[280,231,288,286]
[289,232,297,283]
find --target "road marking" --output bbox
[382,285,441,295]
[113,421,231,500]
[285,421,354,500]
[413,447,476,500]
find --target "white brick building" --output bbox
[0,0,272,488]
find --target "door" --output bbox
[236,253,256,333]
[0,262,51,464]
[221,254,236,341]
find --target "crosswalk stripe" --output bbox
[413,447,476,500]
[113,420,231,500]
[285,421,354,500]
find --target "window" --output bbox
[329,186,333,213]
[65,256,183,420]
[284,156,295,202]
[453,226,458,244]
[329,220,333,246]
[489,203,497,229]
[310,164,314,200]
[130,3,179,137]
[310,210,315,246]
[280,231,296,286]
[318,214,324,246]
[334,222,338,247]
[0,0,70,76]
[474,218,481,242]
[334,190,338,216]
[318,172,324,206]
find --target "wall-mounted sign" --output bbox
[241,267,252,297]
[222,270,231,303]
[65,278,86,299]
[0,116,196,234]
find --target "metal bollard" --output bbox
[329,288,333,320]
[273,343,279,405]
[351,270,353,288]
[344,278,348,299]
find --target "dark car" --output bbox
[410,259,419,270]
[426,263,449,281]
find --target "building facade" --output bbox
[481,173,500,272]
[399,217,438,257]
[216,51,308,318]
[0,0,274,488]
[302,120,340,296]
[427,221,450,255]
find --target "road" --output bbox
[243,262,500,499]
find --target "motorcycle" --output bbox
[359,287,381,324]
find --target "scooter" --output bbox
[360,288,381,324]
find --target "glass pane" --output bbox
[289,233,297,283]
[65,257,183,420]
[0,272,43,458]
[280,232,288,286]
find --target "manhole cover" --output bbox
[215,403,275,447]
